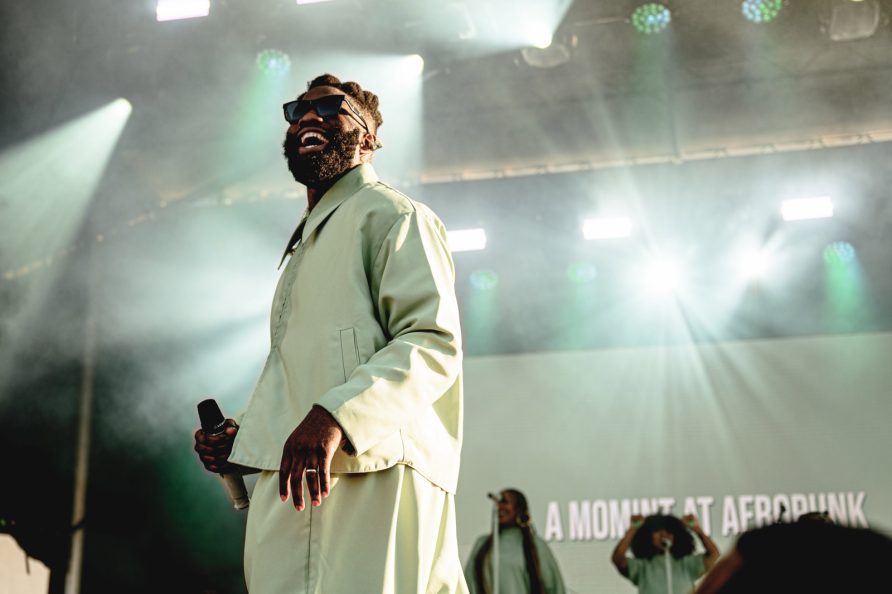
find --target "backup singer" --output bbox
[465,489,566,594]
[611,514,720,594]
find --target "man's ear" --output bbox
[361,132,382,153]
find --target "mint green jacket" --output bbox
[228,164,464,493]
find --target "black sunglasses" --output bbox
[282,95,370,132]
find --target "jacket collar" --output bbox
[301,163,378,241]
[278,164,378,269]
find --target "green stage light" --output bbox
[256,49,291,76]
[567,263,598,284]
[742,0,783,24]
[823,241,856,266]
[632,3,672,35]
[823,240,865,330]
[469,270,499,291]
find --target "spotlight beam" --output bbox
[0,98,132,397]
[0,98,133,270]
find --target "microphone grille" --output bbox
[198,398,225,431]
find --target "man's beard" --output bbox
[283,128,362,187]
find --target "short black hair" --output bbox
[298,74,383,133]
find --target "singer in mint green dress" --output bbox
[464,489,566,594]
[612,514,720,594]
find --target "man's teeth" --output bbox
[300,131,327,147]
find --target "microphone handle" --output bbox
[220,473,250,510]
[205,419,249,511]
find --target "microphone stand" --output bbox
[662,539,673,594]
[487,493,500,593]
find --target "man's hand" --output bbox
[194,420,239,474]
[630,514,645,529]
[279,405,345,511]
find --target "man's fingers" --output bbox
[320,455,332,498]
[306,466,321,506]
[279,454,292,502]
[290,462,305,510]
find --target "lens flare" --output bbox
[256,49,291,76]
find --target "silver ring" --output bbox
[305,468,318,475]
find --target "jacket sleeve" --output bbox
[537,537,568,594]
[315,207,462,456]
[464,535,488,594]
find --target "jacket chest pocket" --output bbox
[339,328,360,382]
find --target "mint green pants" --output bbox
[244,465,468,594]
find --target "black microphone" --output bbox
[775,503,787,524]
[487,492,503,503]
[661,537,672,551]
[198,398,249,510]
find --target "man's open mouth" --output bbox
[298,130,329,153]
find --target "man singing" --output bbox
[194,74,467,593]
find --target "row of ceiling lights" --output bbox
[447,196,835,253]
[630,1,784,35]
[150,1,787,29]
[154,1,882,77]
[154,0,412,22]
[462,235,857,293]
[525,0,881,69]
[624,1,879,36]
[450,196,855,293]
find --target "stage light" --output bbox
[521,41,572,69]
[0,97,132,283]
[644,260,681,293]
[109,98,133,117]
[447,228,487,252]
[823,240,864,327]
[567,263,598,284]
[823,241,856,266]
[741,0,783,24]
[256,49,291,76]
[582,217,633,240]
[402,54,425,77]
[530,25,554,49]
[739,249,771,280]
[781,197,834,221]
[631,3,672,35]
[828,0,880,41]
[156,0,209,22]
[469,270,499,291]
